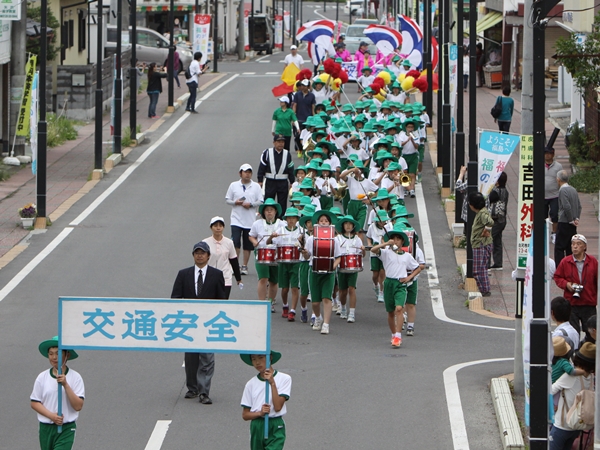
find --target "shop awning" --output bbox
[476,11,503,33]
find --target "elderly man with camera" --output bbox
[554,234,598,335]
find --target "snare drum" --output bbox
[312,225,335,273]
[277,245,300,263]
[339,254,363,273]
[256,245,278,265]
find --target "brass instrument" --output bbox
[400,174,411,188]
[324,176,332,197]
[335,179,347,201]
[409,131,420,141]
[303,137,316,153]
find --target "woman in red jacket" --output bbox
[554,234,598,335]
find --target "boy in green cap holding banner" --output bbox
[241,351,291,450]
[31,337,85,450]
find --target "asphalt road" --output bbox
[0,54,515,449]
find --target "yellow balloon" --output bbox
[376,71,391,85]
[331,78,342,91]
[375,89,386,102]
[398,73,407,82]
[401,76,415,92]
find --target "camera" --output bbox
[572,283,584,298]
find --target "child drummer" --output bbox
[371,224,422,348]
[300,210,342,335]
[249,198,283,313]
[266,207,303,321]
[335,215,365,323]
[297,205,316,324]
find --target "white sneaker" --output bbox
[410,190,416,198]
[240,265,248,275]
[320,323,330,334]
[377,293,384,303]
[312,317,323,331]
[551,233,556,244]
[332,303,339,313]
[340,308,348,319]
[373,285,379,298]
[347,311,355,323]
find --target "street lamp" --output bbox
[95,0,104,172]
[37,0,48,225]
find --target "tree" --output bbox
[26,2,60,62]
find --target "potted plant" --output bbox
[566,122,599,172]
[18,203,37,228]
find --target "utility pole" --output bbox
[9,0,27,157]
[129,0,137,143]
[441,0,450,194]
[94,0,104,173]
[213,0,219,72]
[238,0,245,59]
[37,0,48,226]
[454,0,464,224]
[114,0,122,154]
[167,0,174,111]
[422,0,431,116]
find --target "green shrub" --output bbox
[121,125,142,148]
[47,114,78,147]
[570,166,600,193]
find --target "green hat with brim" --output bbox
[355,101,365,109]
[313,129,328,139]
[387,225,409,244]
[402,60,412,67]
[312,210,338,226]
[397,222,419,243]
[375,150,398,165]
[294,165,307,176]
[299,177,317,190]
[333,126,354,135]
[341,104,354,112]
[372,188,394,202]
[349,133,363,143]
[316,140,337,154]
[308,147,326,158]
[325,104,336,112]
[329,206,344,217]
[291,191,304,203]
[259,198,282,217]
[384,121,399,131]
[299,196,313,206]
[39,336,79,360]
[361,66,373,73]
[364,87,374,94]
[299,209,316,227]
[392,204,414,218]
[353,114,367,124]
[392,55,401,63]
[305,162,322,176]
[399,118,423,132]
[240,350,282,366]
[349,160,366,170]
[283,207,301,218]
[380,100,392,110]
[335,215,361,234]
[374,209,391,223]
[313,79,325,87]
[362,123,377,133]
[320,163,332,172]
[386,161,401,172]
[375,139,390,149]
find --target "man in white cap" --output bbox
[272,96,300,151]
[225,164,264,275]
[554,234,599,335]
[284,44,304,69]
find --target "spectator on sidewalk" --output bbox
[146,63,167,119]
[487,172,508,270]
[186,52,203,114]
[463,49,469,91]
[225,164,264,276]
[283,45,304,69]
[545,146,563,244]
[164,50,181,88]
[495,86,514,133]
[550,296,580,350]
[469,192,494,297]
[554,170,582,265]
[476,43,484,86]
[554,234,598,335]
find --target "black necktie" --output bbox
[197,270,204,297]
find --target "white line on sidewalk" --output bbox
[144,420,172,450]
[0,227,74,302]
[414,183,514,332]
[443,358,513,450]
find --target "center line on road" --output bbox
[144,420,172,450]
[258,60,271,63]
[265,72,279,75]
[242,72,256,75]
[415,183,514,332]
[443,358,513,450]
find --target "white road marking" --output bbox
[414,183,514,332]
[258,60,271,63]
[443,358,513,450]
[144,420,172,450]
[255,54,271,62]
[0,227,74,302]
[266,72,279,75]
[313,8,328,19]
[242,72,256,75]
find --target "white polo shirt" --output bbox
[203,236,237,286]
[284,54,304,68]
[241,371,292,418]
[31,368,85,424]
[250,219,283,249]
[226,180,264,229]
[347,175,378,200]
[378,247,419,279]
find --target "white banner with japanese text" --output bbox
[193,14,211,65]
[517,135,534,269]
[477,131,520,195]
[59,297,270,354]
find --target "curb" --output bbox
[490,378,525,449]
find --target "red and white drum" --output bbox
[256,245,278,265]
[401,230,416,256]
[312,225,335,273]
[339,254,363,273]
[277,245,300,263]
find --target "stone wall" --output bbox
[47,49,132,120]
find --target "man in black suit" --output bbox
[171,241,227,404]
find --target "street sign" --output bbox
[517,135,534,269]
[59,297,271,354]
[0,0,20,20]
[477,131,520,195]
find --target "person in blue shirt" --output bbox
[496,86,514,133]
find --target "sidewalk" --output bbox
[432,85,598,317]
[0,72,223,264]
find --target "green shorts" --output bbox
[338,271,358,290]
[278,262,299,289]
[370,256,383,272]
[348,199,367,229]
[39,422,77,450]
[418,144,425,163]
[383,277,408,312]
[402,153,419,174]
[255,255,278,283]
[406,279,418,305]
[250,416,286,450]
[299,261,310,296]
[309,271,336,301]
[320,195,334,211]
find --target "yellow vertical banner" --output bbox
[516,135,534,269]
[16,55,37,137]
